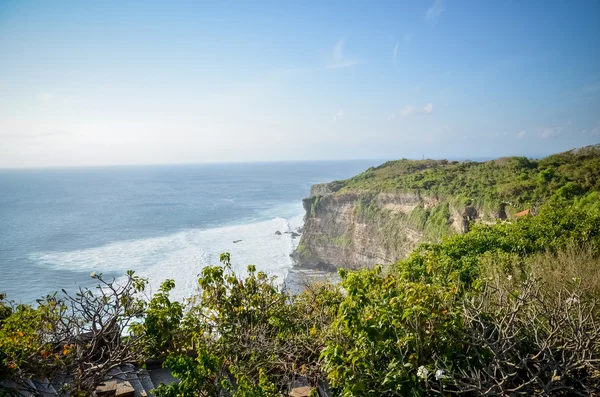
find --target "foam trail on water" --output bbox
[31,214,304,302]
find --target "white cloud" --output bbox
[397,103,433,117]
[333,110,344,121]
[581,121,600,136]
[392,34,412,66]
[399,105,417,116]
[426,0,445,21]
[326,39,358,69]
[387,113,396,122]
[517,130,527,138]
[537,126,563,139]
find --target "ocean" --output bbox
[0,160,378,303]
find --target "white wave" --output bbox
[30,214,305,302]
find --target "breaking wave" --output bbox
[30,214,304,302]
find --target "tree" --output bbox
[0,271,149,396]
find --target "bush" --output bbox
[321,266,463,396]
[140,279,184,357]
[432,250,600,395]
[0,271,148,396]
[153,253,342,396]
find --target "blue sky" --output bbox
[0,0,599,167]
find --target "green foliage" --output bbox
[0,272,149,395]
[0,302,52,374]
[408,205,428,229]
[329,145,600,211]
[397,198,600,287]
[139,279,184,356]
[319,201,600,395]
[423,203,452,240]
[0,293,13,374]
[230,367,279,397]
[310,195,321,217]
[407,203,453,241]
[432,249,600,395]
[153,252,343,395]
[330,234,349,247]
[0,294,11,326]
[153,348,223,397]
[321,266,463,396]
[294,241,312,258]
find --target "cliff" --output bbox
[293,146,600,269]
[293,189,502,269]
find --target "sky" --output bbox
[0,0,599,168]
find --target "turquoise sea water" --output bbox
[0,160,378,303]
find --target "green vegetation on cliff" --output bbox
[330,144,600,211]
[293,145,600,268]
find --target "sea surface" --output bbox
[0,160,379,303]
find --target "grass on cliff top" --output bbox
[325,144,600,210]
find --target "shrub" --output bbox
[154,253,342,396]
[0,271,148,396]
[140,279,184,357]
[321,266,464,396]
[433,260,600,395]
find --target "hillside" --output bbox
[294,145,600,268]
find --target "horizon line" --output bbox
[0,151,564,171]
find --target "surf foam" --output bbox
[31,214,304,302]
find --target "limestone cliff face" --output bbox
[293,184,506,269]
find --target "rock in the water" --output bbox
[233,240,242,243]
[291,232,300,238]
[275,231,282,235]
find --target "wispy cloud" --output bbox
[333,110,344,121]
[537,126,564,139]
[387,113,397,122]
[277,39,359,75]
[392,34,412,66]
[326,39,358,69]
[395,103,434,117]
[426,0,445,21]
[580,121,600,136]
[399,105,417,116]
[517,130,527,138]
